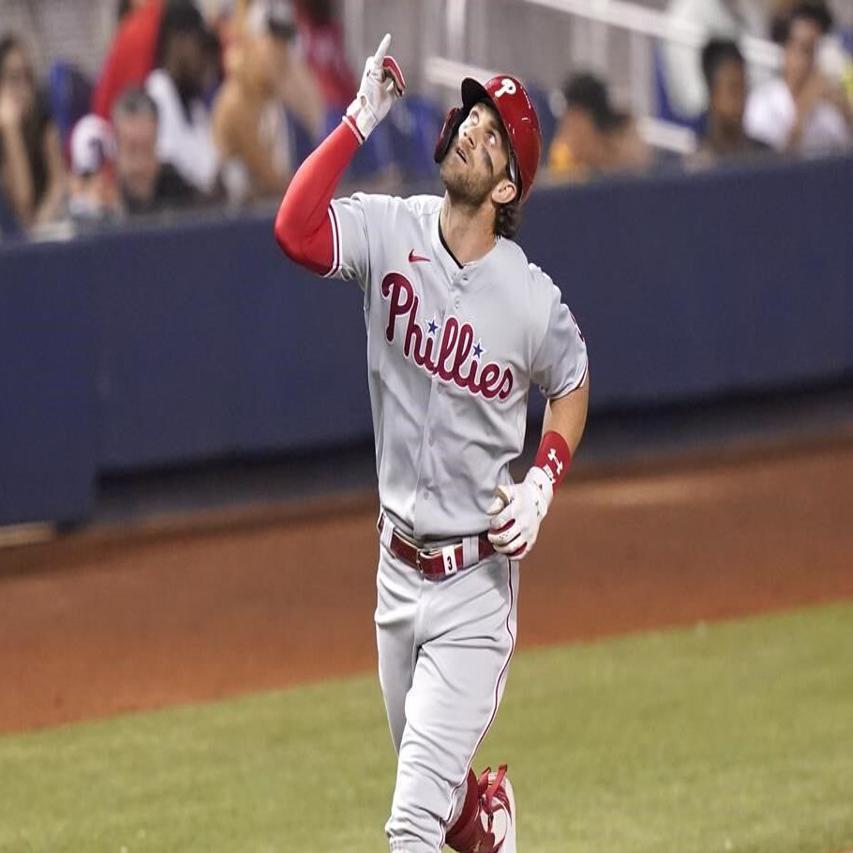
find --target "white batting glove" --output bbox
[344,33,406,143]
[487,467,554,560]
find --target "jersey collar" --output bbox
[432,211,502,282]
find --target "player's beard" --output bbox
[439,153,494,209]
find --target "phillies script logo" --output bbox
[381,273,514,400]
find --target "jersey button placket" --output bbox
[446,287,459,314]
[413,375,442,530]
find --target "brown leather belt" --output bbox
[378,513,495,580]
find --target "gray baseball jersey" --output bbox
[327,192,588,539]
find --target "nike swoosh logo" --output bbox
[408,250,431,264]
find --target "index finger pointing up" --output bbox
[373,33,391,65]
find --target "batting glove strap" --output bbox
[524,465,555,508]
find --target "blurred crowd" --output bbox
[0,0,353,236]
[1,0,851,239]
[549,0,853,180]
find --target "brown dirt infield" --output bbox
[1,440,852,734]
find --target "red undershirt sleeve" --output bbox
[273,121,361,275]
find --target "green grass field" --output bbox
[2,602,852,853]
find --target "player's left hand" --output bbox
[486,467,554,560]
[345,33,406,143]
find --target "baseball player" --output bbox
[274,34,589,853]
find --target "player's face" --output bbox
[440,102,517,207]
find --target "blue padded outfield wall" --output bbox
[1,156,852,525]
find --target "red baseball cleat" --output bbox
[446,764,517,853]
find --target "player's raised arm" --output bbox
[273,33,406,274]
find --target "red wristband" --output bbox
[534,431,572,489]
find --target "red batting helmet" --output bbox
[434,74,542,203]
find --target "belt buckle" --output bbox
[415,547,437,574]
[415,545,459,577]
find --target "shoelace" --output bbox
[478,764,509,823]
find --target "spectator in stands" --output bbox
[548,73,651,181]
[146,0,220,194]
[93,0,164,119]
[746,1,853,155]
[112,87,200,215]
[213,0,322,202]
[695,38,770,162]
[772,1,853,106]
[67,115,121,225]
[769,0,836,42]
[294,0,357,111]
[198,0,239,59]
[0,35,67,230]
[662,0,767,119]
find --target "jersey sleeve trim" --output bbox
[323,205,341,279]
[546,360,589,400]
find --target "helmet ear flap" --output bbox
[434,107,464,164]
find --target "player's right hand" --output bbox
[344,33,406,143]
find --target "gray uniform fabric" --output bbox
[326,191,587,851]
[377,548,518,852]
[328,192,588,539]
